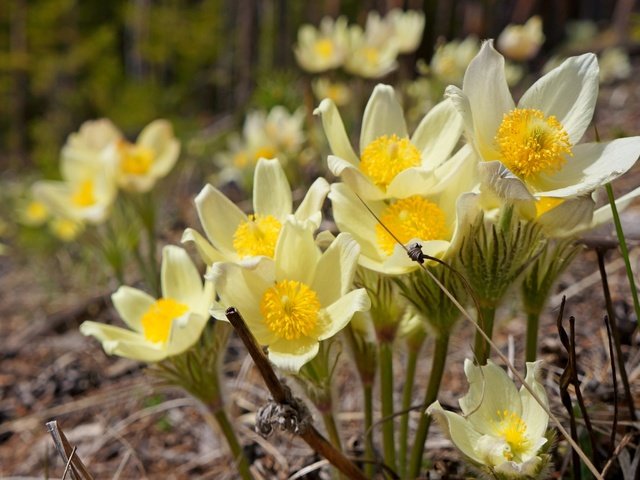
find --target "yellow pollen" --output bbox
[253,145,277,162]
[493,409,530,461]
[360,134,422,189]
[119,141,155,175]
[314,38,335,59]
[26,201,48,223]
[141,298,189,344]
[495,108,572,180]
[232,214,282,258]
[376,196,448,255]
[535,197,564,217]
[72,180,96,207]
[260,280,320,340]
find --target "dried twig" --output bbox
[46,420,94,480]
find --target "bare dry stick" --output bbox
[225,307,367,480]
[46,420,94,480]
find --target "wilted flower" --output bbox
[446,41,640,229]
[183,158,329,267]
[315,84,464,200]
[80,246,214,362]
[497,16,545,61]
[294,16,350,73]
[428,360,552,479]
[211,220,370,372]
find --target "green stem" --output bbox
[363,382,374,479]
[525,311,540,363]
[398,347,419,478]
[141,193,160,297]
[605,183,640,334]
[474,305,496,365]
[379,341,396,473]
[406,334,450,480]
[211,406,253,480]
[321,410,342,451]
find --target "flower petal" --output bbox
[253,158,292,219]
[268,337,320,372]
[592,185,640,228]
[181,228,226,266]
[161,245,206,313]
[311,233,361,305]
[294,177,330,226]
[327,155,386,200]
[166,312,210,356]
[518,53,598,144]
[194,184,246,257]
[314,99,359,165]
[427,401,483,463]
[536,195,594,235]
[519,361,549,442]
[274,220,320,284]
[360,84,408,151]
[138,119,181,178]
[479,161,536,201]
[411,98,463,168]
[111,286,156,333]
[80,321,167,362]
[318,288,371,340]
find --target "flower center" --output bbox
[253,145,277,162]
[260,280,320,340]
[141,298,189,344]
[72,180,96,207]
[363,46,380,65]
[493,409,531,461]
[26,201,48,223]
[50,217,82,241]
[314,38,335,59]
[360,134,422,190]
[375,196,448,255]
[232,214,282,258]
[119,141,155,175]
[495,108,572,180]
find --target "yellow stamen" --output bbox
[535,197,563,217]
[253,145,277,162]
[495,108,572,180]
[376,196,448,255]
[119,141,155,175]
[72,180,96,207]
[141,298,189,344]
[314,38,335,59]
[233,214,282,258]
[493,409,531,461]
[360,134,422,190]
[260,280,320,340]
[26,201,48,223]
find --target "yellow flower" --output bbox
[294,16,349,73]
[315,84,465,201]
[19,196,50,227]
[80,246,214,362]
[110,119,181,193]
[497,16,545,61]
[211,221,370,371]
[183,158,329,267]
[49,216,84,241]
[428,360,551,478]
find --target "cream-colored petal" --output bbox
[274,220,319,285]
[459,359,521,435]
[80,321,167,362]
[253,158,292,219]
[479,161,536,201]
[462,41,515,160]
[411,98,463,168]
[311,233,360,305]
[181,228,226,266]
[534,138,640,197]
[313,99,359,165]
[447,192,482,257]
[536,195,594,235]
[318,289,371,340]
[166,312,210,356]
[150,138,181,178]
[518,53,598,144]
[294,177,330,226]
[360,84,408,151]
[327,156,386,200]
[592,185,640,228]
[519,361,549,442]
[268,337,320,372]
[194,184,246,257]
[111,286,156,333]
[427,401,484,463]
[161,245,204,311]
[444,85,474,141]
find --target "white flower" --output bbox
[80,246,214,362]
[430,36,480,85]
[315,84,464,200]
[598,47,631,84]
[428,360,550,478]
[497,16,545,61]
[294,16,350,73]
[312,78,352,107]
[344,24,399,79]
[386,8,425,54]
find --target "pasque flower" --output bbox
[497,16,545,62]
[211,220,370,372]
[294,16,349,73]
[315,84,464,200]
[80,246,214,362]
[428,360,551,478]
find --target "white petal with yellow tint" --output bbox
[166,312,210,356]
[360,84,408,151]
[536,195,594,234]
[478,161,536,201]
[268,336,320,372]
[592,185,640,227]
[111,286,156,333]
[427,401,484,463]
[411,98,463,168]
[79,321,167,362]
[313,99,359,165]
[318,288,371,340]
[518,53,598,144]
[138,119,181,178]
[181,228,225,265]
[274,220,320,285]
[194,184,246,257]
[294,177,330,227]
[311,233,360,305]
[519,361,549,442]
[253,158,292,219]
[161,245,205,313]
[327,155,387,200]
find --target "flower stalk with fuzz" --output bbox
[80,245,214,362]
[447,41,640,228]
[428,360,552,479]
[210,221,370,372]
[183,158,329,268]
[315,84,465,200]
